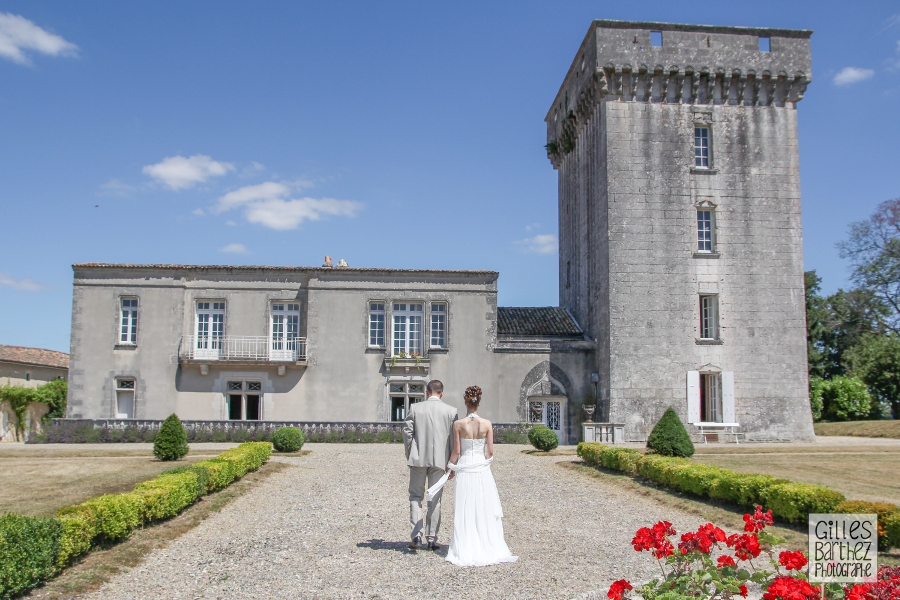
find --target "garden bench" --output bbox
[692,422,742,444]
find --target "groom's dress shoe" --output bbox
[408,535,423,549]
[427,541,441,551]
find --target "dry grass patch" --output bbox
[814,420,900,439]
[521,447,579,457]
[23,461,290,600]
[0,443,238,517]
[690,451,900,506]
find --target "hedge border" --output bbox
[0,441,272,600]
[576,442,900,551]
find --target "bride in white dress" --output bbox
[444,385,517,567]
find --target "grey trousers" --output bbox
[408,466,445,542]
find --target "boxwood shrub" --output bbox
[835,500,900,551]
[527,425,559,452]
[272,426,304,452]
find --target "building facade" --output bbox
[0,345,68,441]
[547,21,814,441]
[67,264,594,443]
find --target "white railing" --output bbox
[180,336,307,362]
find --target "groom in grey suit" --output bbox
[402,379,458,550]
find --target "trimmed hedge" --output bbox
[576,443,852,526]
[0,442,273,599]
[835,500,900,551]
[0,514,62,600]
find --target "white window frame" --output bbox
[391,302,423,357]
[430,302,447,349]
[226,380,263,421]
[115,378,135,419]
[699,295,719,340]
[368,302,386,348]
[694,126,711,168]
[195,301,226,359]
[389,381,426,421]
[119,297,138,345]
[697,209,714,253]
[270,302,301,360]
[687,370,735,425]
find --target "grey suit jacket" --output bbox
[402,396,458,468]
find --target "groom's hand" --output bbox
[447,471,455,480]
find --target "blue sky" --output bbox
[1,1,899,353]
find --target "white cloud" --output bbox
[514,234,558,254]
[192,208,205,216]
[244,198,362,230]
[215,181,290,211]
[219,243,248,254]
[0,13,78,65]
[142,154,234,190]
[215,181,361,230]
[239,161,267,178]
[225,220,237,226]
[833,67,875,86]
[525,223,541,232]
[0,272,50,291]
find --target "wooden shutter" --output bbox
[722,371,736,423]
[687,371,701,423]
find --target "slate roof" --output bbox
[0,345,69,369]
[73,263,498,276]
[497,307,583,337]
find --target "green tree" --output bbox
[809,376,872,422]
[805,271,829,378]
[838,197,900,333]
[153,414,189,461]
[646,407,695,458]
[845,334,900,419]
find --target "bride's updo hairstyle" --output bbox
[464,385,482,409]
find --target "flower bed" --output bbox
[0,442,272,600]
[609,507,900,600]
[576,442,900,550]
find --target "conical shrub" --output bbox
[646,407,695,458]
[154,413,189,461]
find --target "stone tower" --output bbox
[547,21,814,441]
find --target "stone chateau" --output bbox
[66,20,816,443]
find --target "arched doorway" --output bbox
[519,361,573,443]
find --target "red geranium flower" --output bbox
[763,576,820,600]
[743,506,774,532]
[728,533,762,561]
[739,584,749,598]
[718,555,737,567]
[608,579,633,600]
[678,524,726,554]
[632,522,675,558]
[778,551,808,571]
[844,584,871,600]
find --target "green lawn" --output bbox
[814,420,900,439]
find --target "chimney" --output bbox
[322,255,333,268]
[337,259,348,268]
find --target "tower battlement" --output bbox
[546,21,812,168]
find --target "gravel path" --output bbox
[84,443,709,600]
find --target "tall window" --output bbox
[700,373,722,422]
[430,303,447,348]
[389,382,425,421]
[369,302,385,348]
[694,126,711,168]
[120,298,138,344]
[392,302,423,356]
[195,301,225,358]
[700,295,719,340]
[227,380,261,421]
[115,379,135,419]
[270,303,300,359]
[697,210,714,253]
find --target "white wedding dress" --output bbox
[445,437,518,567]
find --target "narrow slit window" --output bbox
[700,295,719,340]
[650,31,663,47]
[369,302,385,348]
[430,302,447,348]
[758,37,770,52]
[694,127,711,168]
[697,210,714,253]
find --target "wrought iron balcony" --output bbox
[180,336,307,363]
